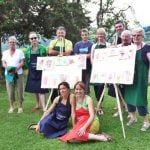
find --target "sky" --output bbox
[86,0,150,27]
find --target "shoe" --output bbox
[113,112,119,117]
[113,107,118,110]
[28,123,37,130]
[8,108,14,113]
[140,122,150,132]
[18,108,23,113]
[96,108,104,116]
[126,119,137,126]
[32,107,40,112]
[127,114,131,120]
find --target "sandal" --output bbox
[96,108,104,116]
[96,132,112,142]
[28,123,37,130]
[101,132,112,141]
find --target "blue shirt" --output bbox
[73,41,93,71]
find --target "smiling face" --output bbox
[56,29,66,40]
[132,31,144,44]
[121,34,132,46]
[59,84,70,98]
[115,22,124,35]
[8,36,16,51]
[74,82,85,98]
[29,32,38,45]
[81,31,89,42]
[96,32,106,42]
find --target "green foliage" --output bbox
[95,0,137,41]
[0,0,91,45]
[1,80,150,150]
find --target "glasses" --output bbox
[132,34,141,37]
[30,37,37,40]
[9,41,15,43]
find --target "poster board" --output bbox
[90,45,136,84]
[37,55,86,89]
[37,55,86,70]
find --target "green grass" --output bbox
[1,79,150,150]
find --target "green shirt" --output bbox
[24,44,47,67]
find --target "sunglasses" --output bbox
[132,34,141,37]
[30,37,37,40]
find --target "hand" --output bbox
[78,127,86,136]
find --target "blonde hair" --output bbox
[132,27,145,38]
[96,28,107,37]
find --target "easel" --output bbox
[96,83,126,139]
[45,89,53,110]
[45,38,64,110]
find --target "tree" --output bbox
[95,0,139,41]
[0,0,91,79]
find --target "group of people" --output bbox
[1,20,150,144]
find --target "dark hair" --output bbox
[58,82,70,90]
[74,81,85,91]
[81,28,88,33]
[57,26,66,32]
[115,20,124,26]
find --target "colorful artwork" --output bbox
[41,68,82,89]
[90,45,136,84]
[37,55,86,70]
[37,55,85,89]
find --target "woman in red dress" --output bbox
[59,81,112,142]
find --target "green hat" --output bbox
[7,66,16,73]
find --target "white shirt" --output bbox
[1,49,25,75]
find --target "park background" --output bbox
[1,0,150,150]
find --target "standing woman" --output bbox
[25,32,48,112]
[90,28,110,115]
[59,81,112,143]
[125,27,150,131]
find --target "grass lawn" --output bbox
[1,79,150,150]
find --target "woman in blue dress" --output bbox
[29,82,75,138]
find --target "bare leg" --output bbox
[35,93,40,108]
[18,100,23,108]
[143,115,149,123]
[10,100,14,108]
[88,133,112,142]
[129,112,137,121]
[39,94,46,111]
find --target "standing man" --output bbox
[110,30,132,117]
[2,36,25,113]
[48,26,73,101]
[73,28,93,95]
[113,20,125,45]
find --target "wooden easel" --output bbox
[96,83,126,139]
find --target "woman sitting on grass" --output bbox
[59,81,112,142]
[29,82,75,138]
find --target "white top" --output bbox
[1,49,25,75]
